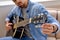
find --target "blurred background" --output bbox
[0,0,60,38]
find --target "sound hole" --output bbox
[13,26,24,39]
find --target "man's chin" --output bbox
[17,4,26,8]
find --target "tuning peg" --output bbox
[37,14,40,18]
[33,21,36,24]
[37,20,39,23]
[29,18,32,23]
[38,14,40,16]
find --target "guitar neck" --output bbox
[13,13,47,29]
[13,18,31,29]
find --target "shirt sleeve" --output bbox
[31,3,60,33]
[5,6,17,22]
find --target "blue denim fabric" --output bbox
[0,36,33,40]
[0,37,19,40]
[29,23,47,40]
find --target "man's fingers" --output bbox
[5,23,13,31]
[42,28,53,34]
[42,31,51,35]
[42,29,53,32]
[8,23,13,26]
[6,26,12,31]
[6,23,13,26]
[41,23,53,29]
[42,26,53,30]
[41,23,55,35]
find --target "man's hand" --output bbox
[5,21,13,31]
[41,23,58,35]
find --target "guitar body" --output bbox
[13,17,25,39]
[13,26,25,39]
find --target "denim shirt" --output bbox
[5,0,60,40]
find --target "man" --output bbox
[0,0,60,40]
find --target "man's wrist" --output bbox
[52,25,58,33]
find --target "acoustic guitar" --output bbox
[12,13,47,39]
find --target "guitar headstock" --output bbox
[29,13,47,25]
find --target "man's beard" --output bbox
[19,4,26,8]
